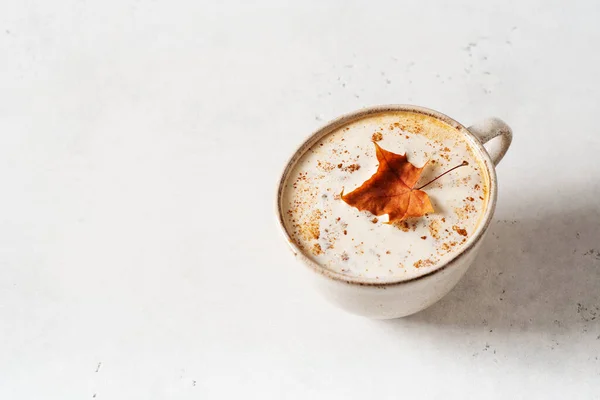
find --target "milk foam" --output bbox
[282,111,489,281]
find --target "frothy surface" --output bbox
[282,111,489,281]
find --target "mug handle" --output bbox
[467,118,513,166]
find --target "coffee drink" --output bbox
[281,110,489,282]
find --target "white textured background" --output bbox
[1,1,599,399]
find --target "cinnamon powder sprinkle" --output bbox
[428,220,440,239]
[316,161,335,172]
[312,243,323,255]
[372,132,383,142]
[414,259,435,268]
[299,209,322,241]
[396,220,416,232]
[342,164,361,173]
[453,226,468,236]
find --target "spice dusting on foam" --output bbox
[282,111,489,282]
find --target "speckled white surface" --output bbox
[1,1,599,399]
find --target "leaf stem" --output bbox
[416,160,469,190]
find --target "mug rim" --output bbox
[275,104,498,287]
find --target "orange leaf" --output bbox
[341,142,434,223]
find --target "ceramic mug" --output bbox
[276,105,512,319]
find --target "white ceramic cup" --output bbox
[276,105,512,319]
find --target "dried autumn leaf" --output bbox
[341,142,434,223]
